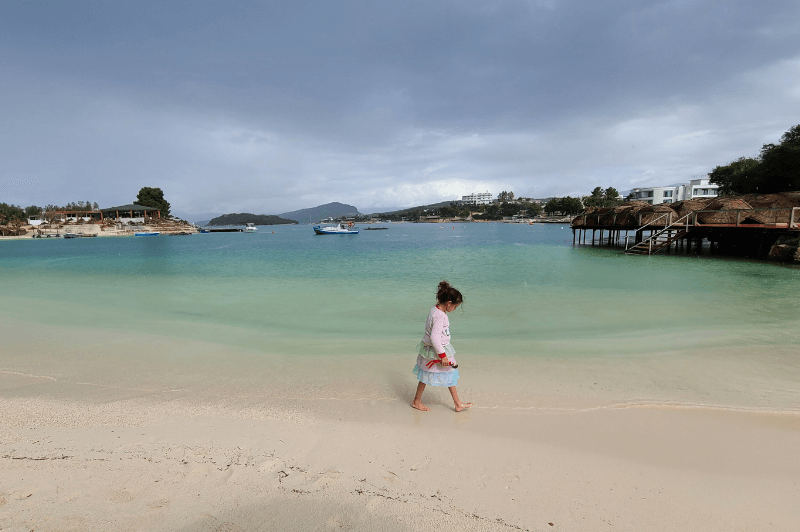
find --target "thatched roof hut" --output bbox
[696,198,753,224]
[572,201,655,227]
[670,198,714,218]
[0,225,27,236]
[735,192,800,224]
[636,203,675,226]
[742,192,800,209]
[572,191,800,231]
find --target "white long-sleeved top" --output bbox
[421,306,450,354]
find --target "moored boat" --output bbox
[313,222,359,235]
[134,231,160,236]
[244,223,258,233]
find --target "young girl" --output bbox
[411,281,473,412]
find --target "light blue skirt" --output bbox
[413,364,460,387]
[412,342,459,387]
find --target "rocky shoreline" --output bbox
[0,219,197,240]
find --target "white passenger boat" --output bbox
[313,222,359,235]
[244,223,258,233]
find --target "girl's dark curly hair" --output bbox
[436,280,463,305]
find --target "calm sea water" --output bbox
[2,223,799,411]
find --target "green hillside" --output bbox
[206,213,298,226]
[278,202,359,224]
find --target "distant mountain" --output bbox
[206,213,298,226]
[279,202,360,224]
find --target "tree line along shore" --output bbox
[0,187,192,237]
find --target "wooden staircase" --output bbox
[625,213,693,256]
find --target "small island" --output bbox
[206,213,298,226]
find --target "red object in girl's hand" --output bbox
[425,353,457,369]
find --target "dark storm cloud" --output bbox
[1,1,799,214]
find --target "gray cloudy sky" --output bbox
[2,0,800,216]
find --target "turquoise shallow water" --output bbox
[2,223,799,410]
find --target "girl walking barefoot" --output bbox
[411,281,473,412]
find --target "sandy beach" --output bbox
[2,368,799,532]
[0,221,196,241]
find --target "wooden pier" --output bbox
[571,204,800,258]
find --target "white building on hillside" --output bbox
[685,178,719,200]
[461,192,493,205]
[629,177,718,205]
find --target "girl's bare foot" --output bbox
[455,402,473,412]
[411,400,430,411]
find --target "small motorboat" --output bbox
[134,231,160,236]
[313,222,359,235]
[244,223,258,233]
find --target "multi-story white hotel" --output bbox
[629,177,718,205]
[461,192,494,205]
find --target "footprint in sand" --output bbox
[257,457,284,473]
[147,499,170,509]
[326,513,352,529]
[109,489,134,503]
[280,469,342,493]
